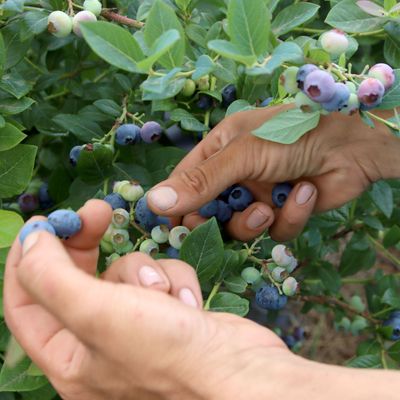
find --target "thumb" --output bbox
[147,135,251,216]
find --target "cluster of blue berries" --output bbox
[100,181,191,263]
[19,209,82,244]
[16,180,54,214]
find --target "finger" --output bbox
[182,212,208,230]
[225,202,275,242]
[101,252,171,293]
[157,259,203,309]
[269,182,317,242]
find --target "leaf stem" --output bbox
[204,282,222,310]
[366,111,400,132]
[367,234,400,269]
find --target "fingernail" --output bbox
[179,288,198,308]
[295,184,315,205]
[148,187,178,211]
[246,209,269,230]
[138,266,164,286]
[22,232,40,255]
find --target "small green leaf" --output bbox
[224,276,248,294]
[0,123,26,151]
[383,225,400,248]
[52,114,103,142]
[170,108,208,131]
[93,99,122,117]
[252,109,320,144]
[317,262,342,293]
[192,55,215,81]
[378,69,400,109]
[369,180,393,219]
[208,40,257,66]
[0,211,24,249]
[209,292,249,316]
[0,97,34,115]
[346,354,382,368]
[381,288,400,308]
[388,341,400,363]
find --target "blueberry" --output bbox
[340,93,360,116]
[100,238,114,254]
[282,277,299,296]
[383,312,400,341]
[259,97,273,107]
[48,209,82,239]
[18,193,39,213]
[111,228,130,247]
[241,267,261,284]
[199,200,219,218]
[255,285,287,310]
[134,196,158,231]
[151,225,170,244]
[140,121,163,143]
[357,78,385,108]
[47,11,73,38]
[304,70,336,103]
[321,82,350,112]
[169,226,190,250]
[197,94,213,111]
[216,200,233,223]
[280,67,300,95]
[286,257,298,273]
[69,145,83,167]
[83,0,102,16]
[296,64,318,90]
[104,193,128,211]
[112,208,130,229]
[166,246,180,259]
[139,239,159,257]
[293,327,305,341]
[38,183,54,210]
[115,181,144,202]
[271,244,293,267]
[282,335,297,349]
[320,29,349,56]
[346,81,357,94]
[218,185,236,201]
[228,186,254,211]
[181,79,196,97]
[295,92,322,113]
[113,240,134,255]
[72,10,96,37]
[221,84,237,107]
[368,63,395,90]
[105,252,120,267]
[272,182,293,208]
[115,124,141,146]
[271,266,287,283]
[19,221,56,244]
[155,215,172,229]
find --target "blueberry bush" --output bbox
[1,0,400,396]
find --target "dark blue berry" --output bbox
[259,97,273,107]
[296,64,318,90]
[104,193,128,211]
[38,183,54,210]
[18,193,39,213]
[293,327,305,341]
[140,121,163,143]
[19,220,56,244]
[255,285,287,310]
[197,94,213,111]
[383,312,400,341]
[69,145,83,167]
[228,186,254,211]
[115,124,141,146]
[216,200,233,223]
[156,215,172,229]
[221,84,237,108]
[199,200,219,218]
[272,182,293,208]
[282,335,297,349]
[48,209,82,239]
[134,196,158,231]
[166,246,180,259]
[218,185,236,201]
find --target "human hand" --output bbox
[147,105,400,242]
[4,200,292,400]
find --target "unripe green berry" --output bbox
[345,81,357,94]
[340,93,359,116]
[114,240,134,255]
[181,79,196,97]
[266,262,279,273]
[100,238,114,254]
[117,181,144,202]
[47,11,73,38]
[151,225,170,244]
[113,180,129,193]
[139,239,159,257]
[196,75,210,91]
[295,92,322,113]
[102,224,114,243]
[349,295,366,313]
[271,245,293,267]
[241,267,261,284]
[106,253,120,267]
[112,208,130,229]
[280,66,300,95]
[169,226,190,250]
[286,257,298,273]
[271,267,288,283]
[350,316,369,335]
[282,277,298,296]
[72,10,96,37]
[111,228,129,246]
[336,316,351,331]
[83,0,102,16]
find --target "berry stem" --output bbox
[100,8,144,29]
[202,76,216,138]
[365,111,400,132]
[203,282,222,310]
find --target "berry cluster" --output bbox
[19,209,82,244]
[383,311,400,341]
[100,181,191,264]
[17,181,54,214]
[47,0,101,39]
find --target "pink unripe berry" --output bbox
[47,11,73,38]
[72,10,97,37]
[320,29,349,56]
[357,78,385,108]
[368,63,395,90]
[304,70,336,103]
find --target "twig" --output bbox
[100,9,144,29]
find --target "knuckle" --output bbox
[179,166,210,195]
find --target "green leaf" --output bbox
[1,0,25,12]
[22,11,48,38]
[192,55,215,81]
[369,180,393,218]
[93,99,121,117]
[339,238,376,276]
[388,341,400,363]
[381,288,400,308]
[378,69,400,109]
[317,262,342,293]
[0,144,37,198]
[0,32,6,77]
[226,99,255,116]
[170,108,208,131]
[0,97,34,115]
[252,109,320,144]
[0,71,34,99]
[326,0,386,33]
[137,29,181,71]
[208,40,257,65]
[272,3,320,36]
[0,123,26,151]
[383,225,400,248]
[0,211,24,249]
[144,0,185,69]
[209,292,249,316]
[384,36,400,68]
[180,218,224,284]
[52,114,103,142]
[224,276,248,294]
[80,21,144,73]
[346,354,382,368]
[227,0,270,58]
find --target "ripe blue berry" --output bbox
[140,121,163,143]
[18,193,39,213]
[112,208,130,229]
[228,186,254,211]
[19,221,56,244]
[340,93,360,116]
[139,239,159,257]
[134,196,158,231]
[259,97,273,107]
[166,246,180,258]
[383,312,400,341]
[368,63,395,90]
[357,78,385,109]
[282,335,297,349]
[47,11,73,38]
[216,200,233,223]
[199,200,219,218]
[219,186,235,201]
[272,182,293,208]
[104,193,128,211]
[255,285,287,310]
[38,183,54,210]
[169,226,190,250]
[83,0,102,16]
[295,92,321,113]
[304,70,336,103]
[293,327,305,341]
[321,82,350,112]
[48,209,82,239]
[241,267,261,284]
[69,145,83,166]
[197,94,213,111]
[115,124,141,146]
[156,215,172,228]
[72,10,96,37]
[221,84,237,107]
[320,29,349,56]
[296,64,318,90]
[280,66,300,95]
[151,225,170,244]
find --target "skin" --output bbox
[4,108,400,399]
